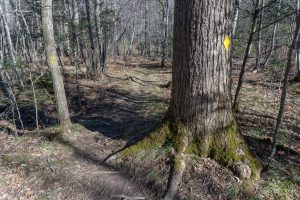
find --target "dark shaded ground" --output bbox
[65,59,171,144]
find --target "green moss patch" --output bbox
[119,120,262,180]
[239,140,262,179]
[209,125,239,167]
[121,121,172,157]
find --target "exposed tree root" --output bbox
[104,119,263,199]
[163,136,188,200]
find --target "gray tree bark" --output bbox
[41,0,71,131]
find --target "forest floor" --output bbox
[0,57,300,199]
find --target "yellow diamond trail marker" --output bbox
[223,35,231,50]
[49,55,57,64]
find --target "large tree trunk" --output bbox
[109,0,261,199]
[169,0,233,141]
[41,0,71,132]
[164,1,261,198]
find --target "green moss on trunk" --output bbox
[196,123,262,179]
[209,125,239,167]
[120,119,189,157]
[239,140,262,179]
[121,121,172,157]
[118,120,262,179]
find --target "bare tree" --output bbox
[41,0,71,131]
[270,0,300,158]
[255,0,264,70]
[159,0,169,67]
[232,0,241,37]
[233,0,260,112]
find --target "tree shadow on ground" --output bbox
[1,104,57,131]
[50,133,159,199]
[67,80,169,142]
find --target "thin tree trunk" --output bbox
[19,10,37,63]
[233,0,260,112]
[84,0,96,77]
[255,0,264,70]
[159,0,169,67]
[124,18,136,68]
[297,48,300,78]
[270,0,300,158]
[143,1,150,58]
[264,0,285,68]
[0,4,24,88]
[41,0,71,131]
[0,50,10,99]
[29,69,39,133]
[232,0,241,37]
[296,22,300,79]
[264,24,278,67]
[94,0,102,77]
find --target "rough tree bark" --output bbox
[163,0,261,197]
[108,0,262,199]
[41,0,71,132]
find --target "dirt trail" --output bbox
[59,60,172,199]
[68,61,171,140]
[0,59,171,200]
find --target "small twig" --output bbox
[46,158,60,177]
[83,171,121,174]
[112,195,145,200]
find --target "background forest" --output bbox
[0,0,300,199]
